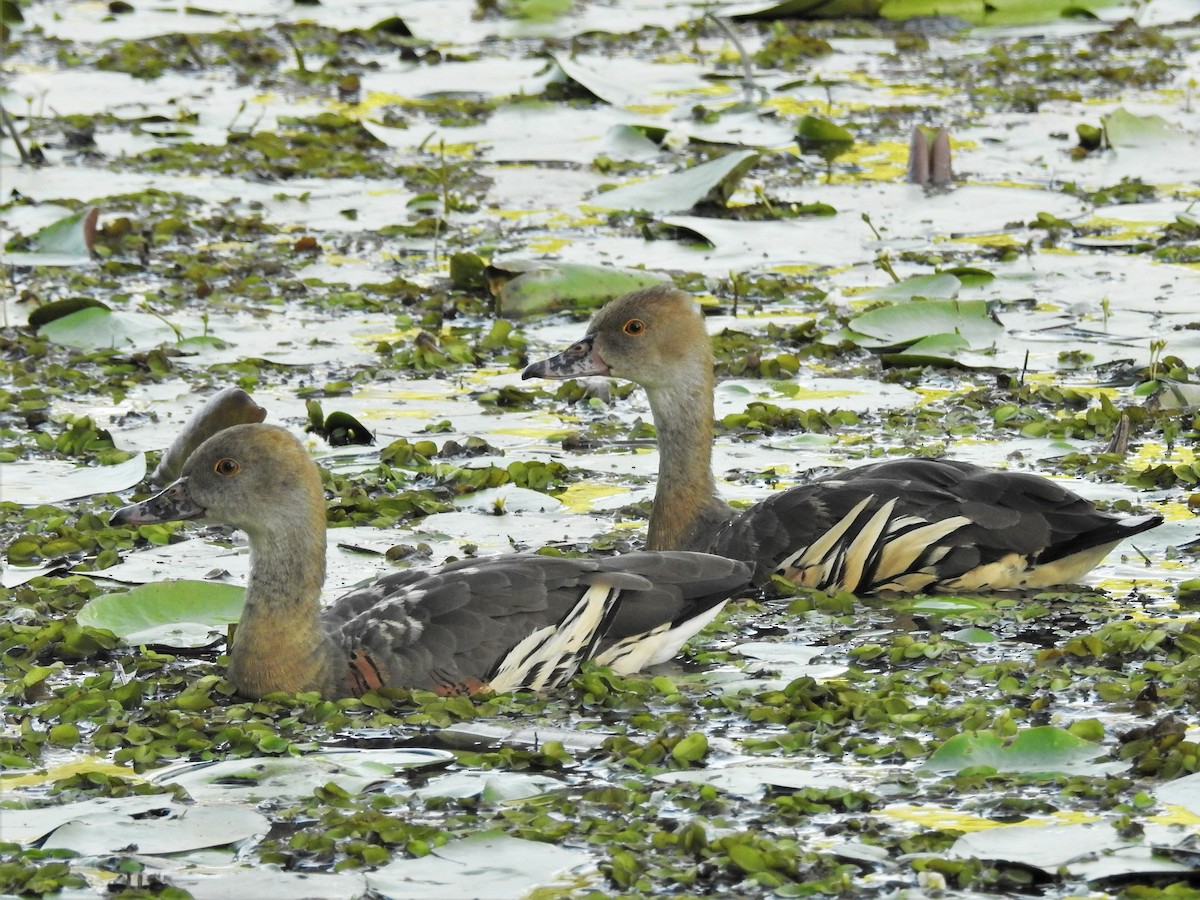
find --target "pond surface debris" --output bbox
[1,0,1199,896]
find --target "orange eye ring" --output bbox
[214,458,240,476]
[623,318,645,336]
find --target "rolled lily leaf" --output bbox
[149,388,268,486]
[1102,108,1187,148]
[488,260,668,319]
[727,0,884,19]
[589,149,759,214]
[5,207,99,266]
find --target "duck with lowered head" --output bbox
[111,423,750,700]
[522,285,1162,593]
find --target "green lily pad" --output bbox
[37,306,180,351]
[76,580,246,647]
[550,52,640,106]
[589,149,759,214]
[367,831,593,899]
[41,803,269,855]
[152,749,456,803]
[880,333,998,368]
[488,260,668,318]
[880,0,1116,25]
[2,454,146,506]
[26,297,110,329]
[728,0,884,20]
[850,298,1003,351]
[796,114,854,149]
[863,273,962,302]
[922,726,1121,776]
[1102,107,1188,148]
[5,207,98,265]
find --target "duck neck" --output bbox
[226,514,339,698]
[643,357,729,552]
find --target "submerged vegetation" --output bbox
[2,0,1200,895]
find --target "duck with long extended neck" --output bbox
[110,423,750,699]
[522,285,1163,593]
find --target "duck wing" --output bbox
[322,552,749,696]
[709,458,1161,593]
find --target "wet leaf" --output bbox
[2,454,147,506]
[550,53,641,106]
[589,149,759,214]
[5,207,99,265]
[955,823,1100,870]
[922,726,1123,775]
[149,387,268,485]
[863,273,962,302]
[75,580,246,647]
[796,115,854,154]
[488,260,667,318]
[26,297,110,329]
[1102,107,1188,148]
[37,306,180,351]
[41,803,269,855]
[151,749,455,802]
[366,831,593,898]
[850,298,1003,352]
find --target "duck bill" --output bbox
[110,478,206,526]
[522,334,610,380]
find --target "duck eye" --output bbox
[623,318,645,336]
[214,458,240,476]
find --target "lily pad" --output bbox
[366,831,593,899]
[849,299,1003,351]
[488,259,668,318]
[157,868,369,900]
[41,803,269,855]
[655,763,852,798]
[150,387,268,486]
[589,149,759,214]
[37,306,181,351]
[880,333,999,368]
[389,770,564,802]
[1,794,174,845]
[950,821,1129,873]
[75,580,246,647]
[880,0,1118,25]
[4,206,98,265]
[551,52,640,106]
[863,273,962,303]
[0,454,146,506]
[1102,108,1189,148]
[151,749,456,803]
[922,726,1122,776]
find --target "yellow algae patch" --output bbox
[912,387,962,405]
[1129,442,1196,468]
[1155,499,1197,523]
[786,386,871,402]
[627,103,676,115]
[766,97,835,118]
[770,263,822,276]
[493,208,553,221]
[557,482,629,513]
[1151,806,1200,827]
[884,805,1098,832]
[949,233,1026,251]
[2,758,139,790]
[529,237,574,254]
[663,83,733,99]
[489,427,577,440]
[357,326,424,344]
[1094,576,1178,595]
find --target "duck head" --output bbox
[111,424,324,540]
[522,284,710,390]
